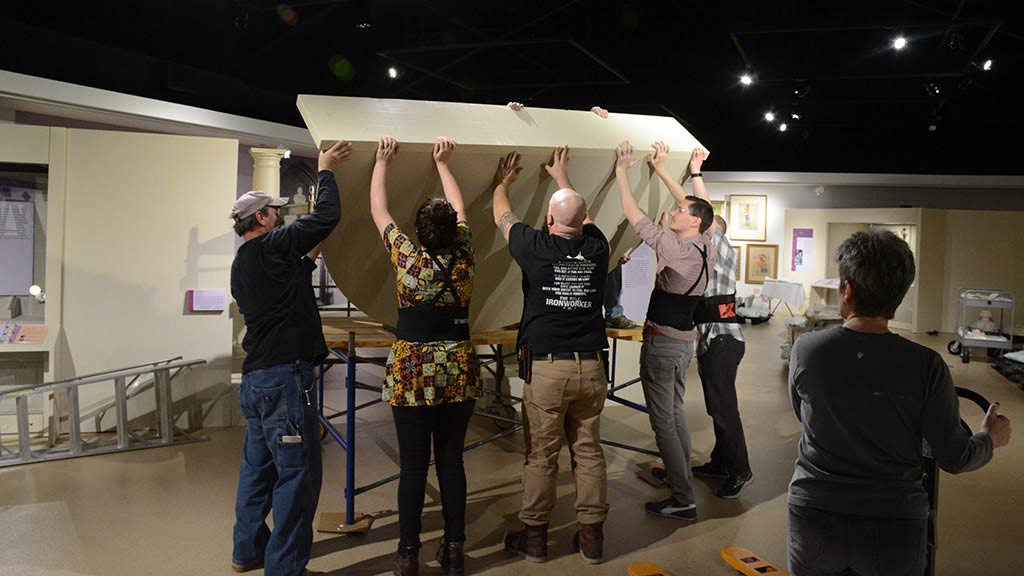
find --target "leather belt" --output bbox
[535,351,602,361]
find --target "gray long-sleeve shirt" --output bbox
[788,325,993,519]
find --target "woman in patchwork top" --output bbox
[369,135,480,576]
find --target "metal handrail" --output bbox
[0,356,183,397]
[0,359,204,398]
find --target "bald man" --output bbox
[493,147,610,565]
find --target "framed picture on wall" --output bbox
[745,243,778,285]
[728,194,768,241]
[710,200,727,217]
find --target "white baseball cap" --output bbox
[231,191,288,220]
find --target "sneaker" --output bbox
[606,315,638,329]
[692,462,729,480]
[650,466,669,486]
[644,497,697,521]
[716,473,753,499]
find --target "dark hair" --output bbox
[233,207,269,236]
[685,196,714,233]
[835,229,916,319]
[415,198,458,251]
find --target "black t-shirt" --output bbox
[508,222,609,353]
[231,170,340,373]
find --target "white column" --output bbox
[249,148,288,197]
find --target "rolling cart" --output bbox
[947,288,1015,363]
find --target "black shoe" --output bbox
[644,497,697,521]
[692,462,729,480]
[435,537,465,576]
[650,466,669,485]
[231,559,263,573]
[716,473,753,499]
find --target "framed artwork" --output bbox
[728,194,768,241]
[745,243,778,285]
[710,200,727,217]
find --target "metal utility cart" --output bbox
[947,288,1015,363]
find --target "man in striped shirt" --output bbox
[650,146,752,499]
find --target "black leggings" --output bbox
[392,399,476,551]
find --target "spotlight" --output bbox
[740,74,753,86]
[791,113,801,120]
[793,84,812,98]
[893,36,907,50]
[29,285,45,303]
[779,123,788,132]
[923,81,941,96]
[928,124,937,132]
[388,66,398,79]
[764,111,775,122]
[983,59,993,71]
[356,22,372,29]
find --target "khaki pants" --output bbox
[519,357,609,526]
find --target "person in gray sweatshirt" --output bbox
[787,229,1012,576]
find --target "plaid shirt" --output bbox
[697,226,744,355]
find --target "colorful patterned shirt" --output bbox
[382,221,480,406]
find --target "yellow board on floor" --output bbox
[721,546,789,575]
[316,511,374,534]
[628,561,672,576]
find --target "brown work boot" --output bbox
[392,550,418,576]
[573,521,604,564]
[504,523,548,563]
[435,537,465,575]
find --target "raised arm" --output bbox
[370,136,398,237]
[492,152,523,241]
[544,146,574,190]
[614,141,645,226]
[432,136,466,222]
[687,147,710,202]
[647,141,688,205]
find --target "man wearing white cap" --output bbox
[230,140,352,576]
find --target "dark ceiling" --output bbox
[2,0,1022,174]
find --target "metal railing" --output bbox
[0,358,207,467]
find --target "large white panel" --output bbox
[297,95,709,330]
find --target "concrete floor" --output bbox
[1,322,1021,575]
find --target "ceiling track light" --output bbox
[740,73,754,86]
[982,59,993,71]
[764,111,775,122]
[893,36,908,50]
[778,123,788,132]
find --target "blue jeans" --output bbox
[233,361,322,576]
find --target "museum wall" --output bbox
[61,129,238,430]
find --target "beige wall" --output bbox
[61,129,238,430]
[939,210,1024,333]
